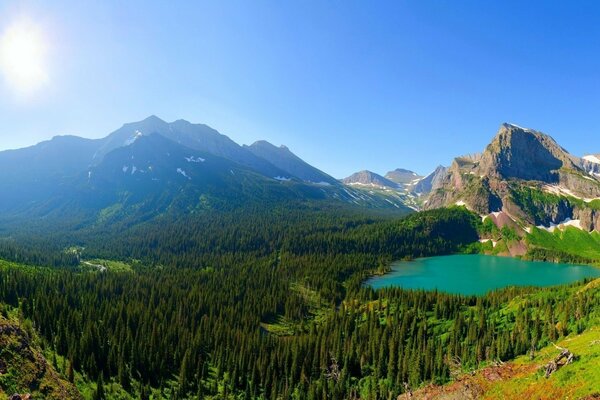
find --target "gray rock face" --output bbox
[477,124,579,182]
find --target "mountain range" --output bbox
[0,116,420,228]
[1,117,598,236]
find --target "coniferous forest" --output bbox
[0,206,598,399]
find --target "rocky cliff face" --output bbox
[426,123,600,230]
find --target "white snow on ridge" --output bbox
[185,156,205,163]
[507,123,531,131]
[177,168,191,180]
[313,181,332,186]
[542,184,600,203]
[274,176,291,181]
[122,166,128,173]
[384,198,400,208]
[583,155,600,164]
[347,182,394,190]
[537,218,582,232]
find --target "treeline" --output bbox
[526,247,600,265]
[0,238,79,267]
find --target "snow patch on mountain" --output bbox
[537,218,582,232]
[583,155,600,164]
[542,184,600,202]
[185,156,205,163]
[507,123,531,132]
[124,130,143,146]
[176,168,191,180]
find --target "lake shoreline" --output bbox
[364,254,600,295]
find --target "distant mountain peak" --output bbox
[385,168,422,185]
[343,170,398,189]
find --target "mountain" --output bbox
[426,123,600,231]
[0,135,101,213]
[413,165,447,195]
[342,170,399,188]
[244,140,338,184]
[94,116,287,178]
[385,168,422,185]
[0,117,414,226]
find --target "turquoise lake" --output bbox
[364,254,600,295]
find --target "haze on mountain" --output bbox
[0,116,417,226]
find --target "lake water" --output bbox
[364,254,600,295]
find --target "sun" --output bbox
[0,18,48,96]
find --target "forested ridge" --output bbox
[0,206,597,399]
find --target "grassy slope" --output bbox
[411,327,600,400]
[526,226,600,263]
[410,279,600,400]
[484,327,600,399]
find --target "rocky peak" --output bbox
[477,123,579,182]
[425,123,600,229]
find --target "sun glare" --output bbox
[0,18,48,96]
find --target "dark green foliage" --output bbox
[0,206,596,398]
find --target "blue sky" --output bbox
[1,1,599,178]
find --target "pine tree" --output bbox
[93,375,105,400]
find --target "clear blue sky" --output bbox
[1,1,600,178]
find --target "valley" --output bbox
[0,120,598,399]
[2,3,599,398]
